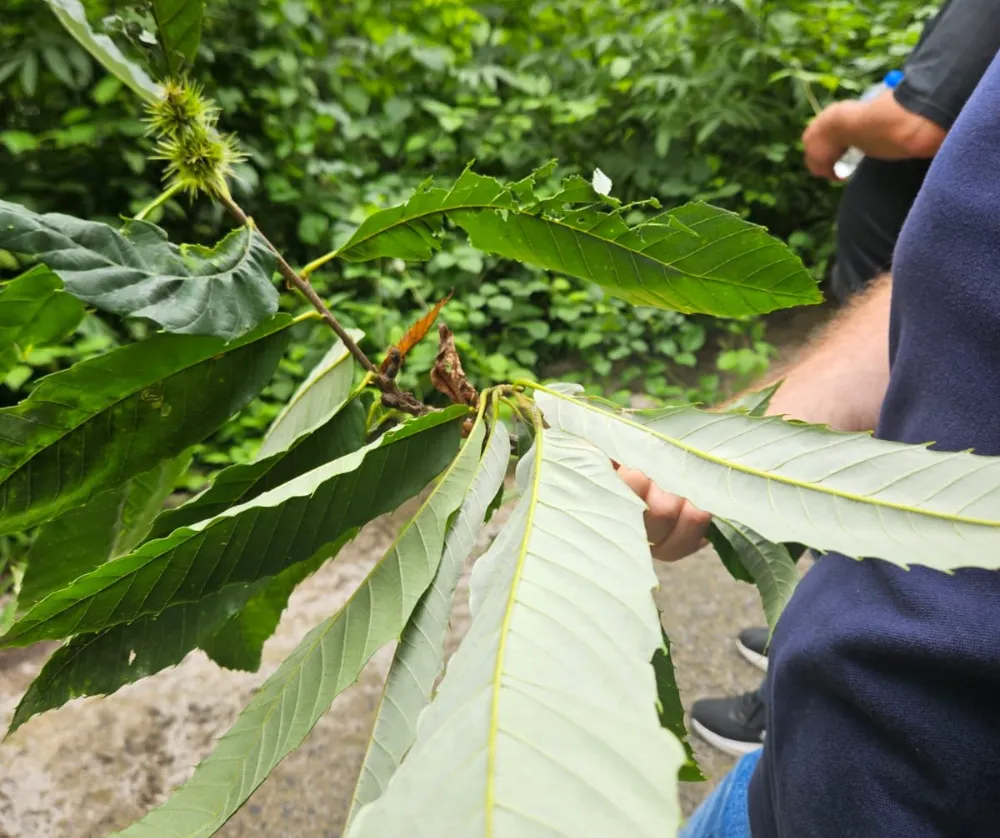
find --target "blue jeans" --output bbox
[679,748,762,838]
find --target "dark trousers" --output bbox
[828,155,931,303]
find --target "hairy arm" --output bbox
[620,274,892,560]
[758,273,891,430]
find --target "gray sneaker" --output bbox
[736,627,769,672]
[689,690,766,757]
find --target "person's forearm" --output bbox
[823,91,946,160]
[734,274,892,431]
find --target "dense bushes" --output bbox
[0,0,933,469]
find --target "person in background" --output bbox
[687,0,1000,760]
[624,40,1000,836]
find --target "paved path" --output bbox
[0,488,779,837]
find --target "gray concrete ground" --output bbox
[0,489,777,838]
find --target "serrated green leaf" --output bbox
[347,430,683,838]
[652,629,704,783]
[332,168,515,263]
[149,394,366,538]
[19,451,192,608]
[348,414,510,823]
[0,314,294,537]
[707,520,755,584]
[198,553,322,672]
[726,379,783,416]
[43,0,161,103]
[330,166,819,318]
[151,0,204,74]
[712,519,798,634]
[147,336,366,670]
[455,200,819,317]
[7,580,265,736]
[536,384,1000,571]
[7,403,448,729]
[110,410,487,838]
[197,415,369,673]
[0,201,279,340]
[0,265,85,378]
[257,329,363,458]
[0,408,466,648]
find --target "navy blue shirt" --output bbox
[749,51,1000,837]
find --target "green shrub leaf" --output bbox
[43,0,162,103]
[149,335,365,538]
[257,329,363,458]
[5,402,447,730]
[711,519,798,633]
[652,629,704,782]
[0,201,279,340]
[536,384,1000,571]
[0,408,466,648]
[170,336,367,670]
[0,265,85,378]
[0,314,294,537]
[6,581,265,737]
[19,452,192,608]
[347,430,683,838]
[332,167,819,318]
[109,411,487,838]
[348,413,511,823]
[152,0,204,73]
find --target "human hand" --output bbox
[802,103,850,180]
[615,465,712,561]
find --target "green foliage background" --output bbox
[0,0,933,473]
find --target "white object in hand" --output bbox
[833,69,904,180]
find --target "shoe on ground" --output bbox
[689,690,766,758]
[737,626,769,672]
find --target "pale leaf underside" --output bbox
[347,430,683,838]
[44,0,162,103]
[348,415,511,822]
[537,385,1000,571]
